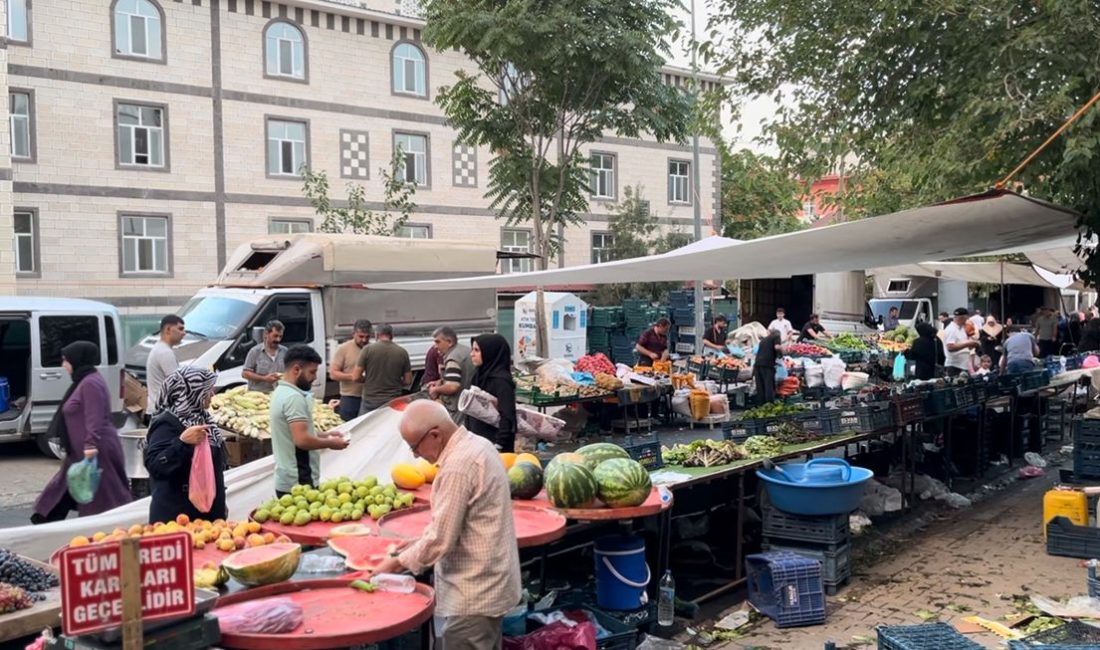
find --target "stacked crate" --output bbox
[760,506,852,595]
[588,307,623,358]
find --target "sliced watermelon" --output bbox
[327,536,400,572]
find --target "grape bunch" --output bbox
[0,582,34,614]
[0,548,58,600]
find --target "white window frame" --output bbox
[591,232,614,264]
[13,209,37,276]
[113,0,164,61]
[269,218,313,234]
[668,159,691,205]
[6,0,28,43]
[120,214,170,276]
[394,132,429,187]
[802,200,817,219]
[501,229,532,274]
[590,153,616,200]
[116,101,167,169]
[392,42,427,98]
[266,118,309,178]
[396,223,432,239]
[9,90,33,162]
[264,20,307,81]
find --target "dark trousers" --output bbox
[31,492,76,524]
[338,395,362,422]
[358,401,384,417]
[1039,339,1058,358]
[754,366,776,404]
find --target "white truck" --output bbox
[739,272,878,336]
[125,234,500,399]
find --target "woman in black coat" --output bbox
[468,333,517,453]
[143,367,228,523]
[908,322,945,380]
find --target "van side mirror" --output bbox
[251,327,264,345]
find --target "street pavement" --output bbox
[0,442,60,528]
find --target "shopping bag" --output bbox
[893,353,907,381]
[66,456,101,505]
[188,435,215,513]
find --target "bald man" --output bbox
[372,400,521,649]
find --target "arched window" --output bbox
[113,0,164,61]
[264,20,307,81]
[392,42,427,97]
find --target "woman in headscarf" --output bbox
[469,334,517,452]
[979,316,1004,368]
[144,367,228,523]
[32,342,131,523]
[908,322,945,381]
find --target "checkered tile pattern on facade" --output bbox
[452,144,477,187]
[341,130,370,179]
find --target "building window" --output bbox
[117,102,166,168]
[802,200,816,219]
[396,224,431,239]
[269,219,312,234]
[7,0,28,43]
[392,42,427,97]
[266,118,308,177]
[113,0,164,61]
[501,229,532,274]
[668,160,690,204]
[264,20,306,80]
[13,210,36,275]
[394,132,428,186]
[9,91,33,161]
[591,232,614,264]
[590,153,616,199]
[120,214,170,275]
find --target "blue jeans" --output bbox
[358,401,383,417]
[1007,359,1034,375]
[338,395,361,422]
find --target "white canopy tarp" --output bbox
[0,405,415,561]
[371,190,1080,291]
[868,261,1076,289]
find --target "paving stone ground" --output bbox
[708,470,1088,649]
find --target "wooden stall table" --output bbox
[0,556,59,644]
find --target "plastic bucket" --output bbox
[594,534,651,611]
[0,377,8,413]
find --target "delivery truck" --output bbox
[739,272,878,335]
[125,234,499,399]
[869,274,1063,330]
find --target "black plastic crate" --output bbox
[1007,620,1100,649]
[1020,370,1050,392]
[877,623,983,650]
[1074,418,1100,446]
[745,552,826,628]
[1073,448,1100,479]
[953,385,976,409]
[723,420,749,442]
[624,440,663,470]
[761,507,850,546]
[761,541,851,587]
[893,395,925,425]
[855,402,895,433]
[923,388,959,416]
[745,417,785,436]
[520,607,637,650]
[1047,516,1100,559]
[797,409,844,435]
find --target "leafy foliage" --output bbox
[302,149,415,236]
[703,1,1100,279]
[719,146,803,240]
[422,0,694,269]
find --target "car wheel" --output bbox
[35,434,64,460]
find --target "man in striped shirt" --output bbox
[372,400,521,649]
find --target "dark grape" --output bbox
[0,548,58,596]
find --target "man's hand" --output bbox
[179,425,209,445]
[327,399,340,411]
[371,556,404,576]
[427,384,440,398]
[320,431,349,450]
[264,373,280,384]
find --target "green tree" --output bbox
[703,1,1100,280]
[589,186,691,305]
[719,146,803,240]
[421,0,695,268]
[301,149,416,236]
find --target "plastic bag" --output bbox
[217,597,304,634]
[804,363,824,388]
[775,364,789,381]
[66,457,101,505]
[821,358,846,388]
[188,436,215,513]
[893,354,907,381]
[503,620,597,650]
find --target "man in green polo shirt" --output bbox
[270,345,349,497]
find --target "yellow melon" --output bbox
[500,452,518,469]
[515,453,542,469]
[415,458,439,483]
[391,463,426,490]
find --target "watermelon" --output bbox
[575,443,630,470]
[508,462,543,500]
[329,523,372,537]
[544,461,597,509]
[221,543,301,587]
[593,458,652,508]
[545,452,587,473]
[328,536,398,572]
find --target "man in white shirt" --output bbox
[145,314,185,417]
[943,307,980,376]
[767,308,795,342]
[968,309,985,333]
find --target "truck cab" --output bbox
[868,298,938,331]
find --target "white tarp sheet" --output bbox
[867,261,1076,288]
[371,190,1080,291]
[0,404,415,561]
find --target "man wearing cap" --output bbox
[943,308,980,377]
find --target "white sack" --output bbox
[458,387,567,440]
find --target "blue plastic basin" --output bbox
[756,459,873,516]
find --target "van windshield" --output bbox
[870,300,920,321]
[178,296,256,339]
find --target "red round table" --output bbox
[378,504,567,548]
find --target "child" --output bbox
[971,353,993,376]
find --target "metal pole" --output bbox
[690,0,705,353]
[1000,261,1006,325]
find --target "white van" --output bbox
[0,298,126,457]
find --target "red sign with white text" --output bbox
[59,532,195,636]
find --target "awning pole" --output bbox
[690,0,705,352]
[1000,261,1006,324]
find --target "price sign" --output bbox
[59,532,194,637]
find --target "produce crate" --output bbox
[686,358,709,379]
[617,385,660,406]
[1047,516,1100,559]
[709,366,744,385]
[797,409,844,435]
[1007,620,1100,649]
[996,373,1023,395]
[893,395,925,425]
[952,385,976,409]
[802,386,843,403]
[1072,419,1100,478]
[1074,417,1100,445]
[723,420,750,442]
[1088,564,1099,599]
[761,541,851,589]
[520,606,637,650]
[761,507,850,546]
[1020,370,1050,393]
[745,417,785,436]
[970,380,992,403]
[745,552,826,628]
[877,622,983,650]
[923,388,959,416]
[838,410,859,431]
[855,402,895,433]
[836,349,866,364]
[624,440,663,470]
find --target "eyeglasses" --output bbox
[408,427,434,455]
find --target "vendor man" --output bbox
[702,314,730,353]
[798,313,829,342]
[768,308,795,342]
[242,320,286,393]
[883,306,900,332]
[754,328,783,404]
[373,400,522,649]
[943,307,980,377]
[635,317,671,366]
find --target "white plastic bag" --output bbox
[821,358,846,389]
[458,387,567,440]
[536,359,576,385]
[805,363,824,388]
[841,372,869,391]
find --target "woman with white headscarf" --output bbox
[143,367,227,523]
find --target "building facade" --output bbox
[0,0,722,312]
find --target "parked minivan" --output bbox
[0,298,126,457]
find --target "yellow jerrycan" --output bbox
[1043,489,1088,539]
